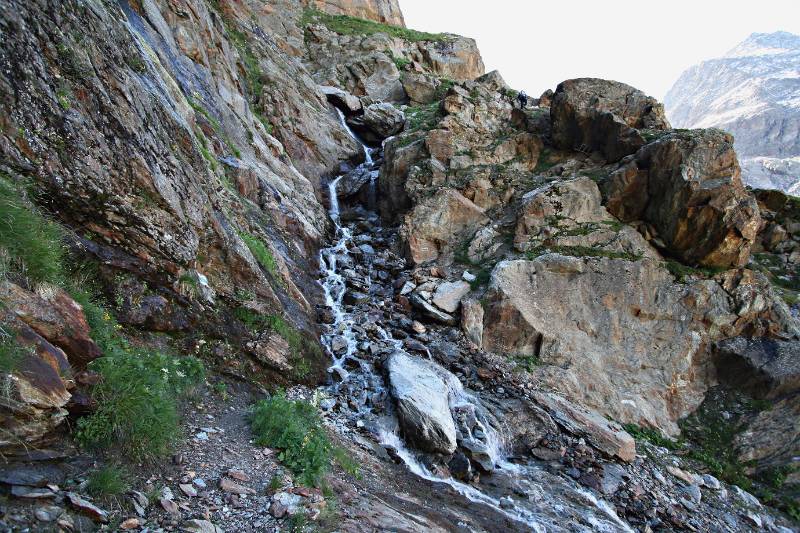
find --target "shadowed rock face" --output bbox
[551,78,670,161]
[605,129,761,268]
[304,0,406,26]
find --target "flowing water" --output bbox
[317,112,634,532]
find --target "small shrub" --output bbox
[251,391,332,487]
[86,465,128,497]
[0,176,65,285]
[512,354,540,373]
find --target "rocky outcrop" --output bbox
[0,282,100,447]
[304,0,406,26]
[605,129,761,268]
[715,337,800,399]
[386,351,457,454]
[551,78,670,161]
[401,189,488,265]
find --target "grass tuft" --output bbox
[86,465,129,497]
[0,176,65,285]
[239,231,278,278]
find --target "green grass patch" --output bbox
[75,301,205,460]
[86,465,129,497]
[623,423,681,451]
[512,354,540,372]
[250,391,332,487]
[239,231,278,278]
[56,87,72,110]
[405,101,442,132]
[526,245,641,262]
[434,78,455,100]
[302,8,445,42]
[0,175,65,285]
[663,259,726,283]
[534,148,557,173]
[233,309,316,379]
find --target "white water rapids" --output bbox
[317,110,634,532]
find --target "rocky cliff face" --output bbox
[0,1,799,531]
[665,31,800,194]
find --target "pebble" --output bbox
[34,506,62,522]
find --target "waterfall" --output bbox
[317,106,633,533]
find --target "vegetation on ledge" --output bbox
[301,8,446,42]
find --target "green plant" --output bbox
[212,381,229,400]
[663,259,725,283]
[56,87,72,110]
[622,423,681,451]
[512,354,540,373]
[239,231,278,277]
[195,134,218,172]
[405,101,442,132]
[268,474,282,492]
[0,176,65,285]
[86,465,129,497]
[301,8,445,42]
[76,324,205,459]
[187,97,241,158]
[250,391,333,487]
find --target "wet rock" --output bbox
[605,129,760,267]
[348,103,406,143]
[448,452,473,481]
[551,77,669,161]
[386,351,457,454]
[319,85,363,114]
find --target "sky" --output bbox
[400,0,800,101]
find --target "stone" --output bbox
[409,293,457,325]
[179,483,197,498]
[227,469,250,482]
[34,505,62,522]
[270,491,304,518]
[182,519,224,533]
[219,477,256,495]
[347,102,405,143]
[448,452,472,481]
[605,129,760,268]
[160,497,179,515]
[667,466,698,485]
[431,280,471,313]
[386,351,457,454]
[551,78,670,161]
[119,518,141,530]
[532,392,636,462]
[66,492,109,523]
[319,85,362,114]
[11,486,57,499]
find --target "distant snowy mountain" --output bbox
[665,31,800,194]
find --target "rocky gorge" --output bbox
[0,1,799,531]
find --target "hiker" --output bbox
[517,90,528,109]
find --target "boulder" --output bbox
[533,392,636,462]
[347,102,405,143]
[715,337,800,398]
[319,85,362,114]
[481,256,734,434]
[401,72,440,105]
[431,280,471,313]
[605,129,761,268]
[386,351,457,454]
[551,78,670,161]
[402,188,489,265]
